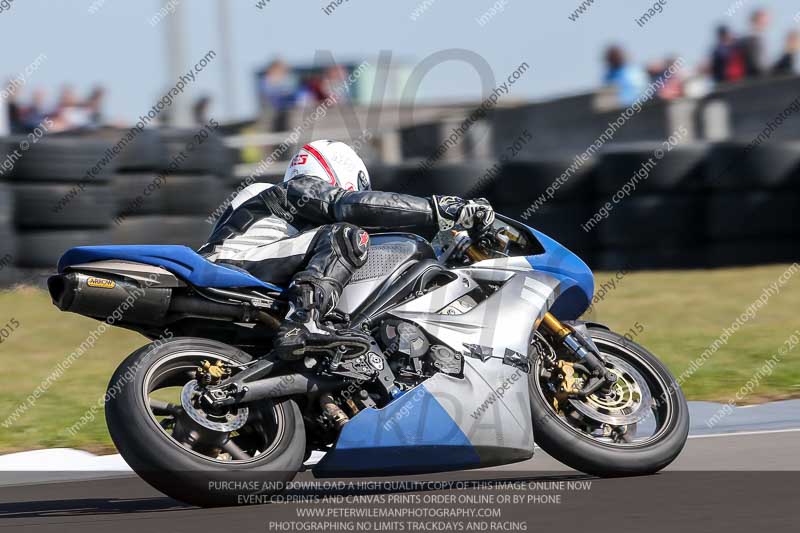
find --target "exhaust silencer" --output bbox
[48,272,172,326]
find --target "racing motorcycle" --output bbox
[48,215,689,507]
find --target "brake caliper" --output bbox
[197,360,230,386]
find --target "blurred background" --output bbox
[0,0,799,452]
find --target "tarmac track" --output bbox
[1,429,798,533]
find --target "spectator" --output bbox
[259,59,300,131]
[773,30,799,76]
[21,88,49,131]
[52,86,90,131]
[5,82,24,133]
[647,57,685,100]
[303,72,328,103]
[192,95,211,126]
[711,25,745,83]
[322,65,350,102]
[603,45,648,105]
[303,65,350,104]
[739,8,770,78]
[85,86,106,127]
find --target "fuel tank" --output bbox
[337,233,436,314]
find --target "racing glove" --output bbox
[432,196,496,232]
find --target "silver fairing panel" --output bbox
[389,268,563,462]
[391,269,560,357]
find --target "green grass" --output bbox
[1,264,799,453]
[584,264,800,402]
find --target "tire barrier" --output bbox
[475,140,796,269]
[0,128,232,274]
[2,136,117,271]
[111,216,210,249]
[367,164,402,192]
[117,129,168,171]
[598,246,707,271]
[111,172,169,216]
[159,174,222,216]
[160,128,230,175]
[595,143,708,193]
[2,134,800,280]
[706,141,800,190]
[486,159,596,208]
[13,183,114,229]
[597,195,705,249]
[0,184,17,285]
[15,229,113,269]
[706,239,800,268]
[3,136,117,183]
[708,191,800,240]
[501,200,594,259]
[386,162,498,198]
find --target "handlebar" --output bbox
[439,221,512,266]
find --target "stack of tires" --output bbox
[487,159,596,264]
[0,142,15,285]
[370,159,597,262]
[705,141,800,266]
[371,161,497,197]
[111,128,232,249]
[594,143,708,270]
[4,136,116,273]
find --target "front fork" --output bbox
[539,312,617,397]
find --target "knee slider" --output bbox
[331,223,369,269]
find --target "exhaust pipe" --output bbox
[49,272,279,326]
[48,272,172,326]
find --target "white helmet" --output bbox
[283,140,371,191]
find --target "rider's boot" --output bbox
[273,282,370,361]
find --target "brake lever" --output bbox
[438,230,473,265]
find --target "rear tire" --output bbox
[530,327,689,476]
[106,338,305,507]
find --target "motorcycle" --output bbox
[48,214,689,507]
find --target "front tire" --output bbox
[106,338,305,507]
[530,327,689,476]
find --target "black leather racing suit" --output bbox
[199,175,441,314]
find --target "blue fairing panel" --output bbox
[58,245,284,292]
[524,227,594,320]
[313,385,480,477]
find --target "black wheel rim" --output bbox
[141,350,286,464]
[534,336,677,448]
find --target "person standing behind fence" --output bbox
[21,88,49,132]
[85,86,106,128]
[739,8,770,78]
[603,45,648,106]
[711,25,745,84]
[773,30,799,76]
[259,59,300,132]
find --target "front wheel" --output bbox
[529,326,689,476]
[105,338,306,507]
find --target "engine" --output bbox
[378,319,463,388]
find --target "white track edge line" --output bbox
[688,428,800,439]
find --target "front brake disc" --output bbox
[567,355,653,426]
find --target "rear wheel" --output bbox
[106,338,305,507]
[529,326,689,476]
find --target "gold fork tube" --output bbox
[540,312,571,338]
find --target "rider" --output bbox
[200,140,495,360]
